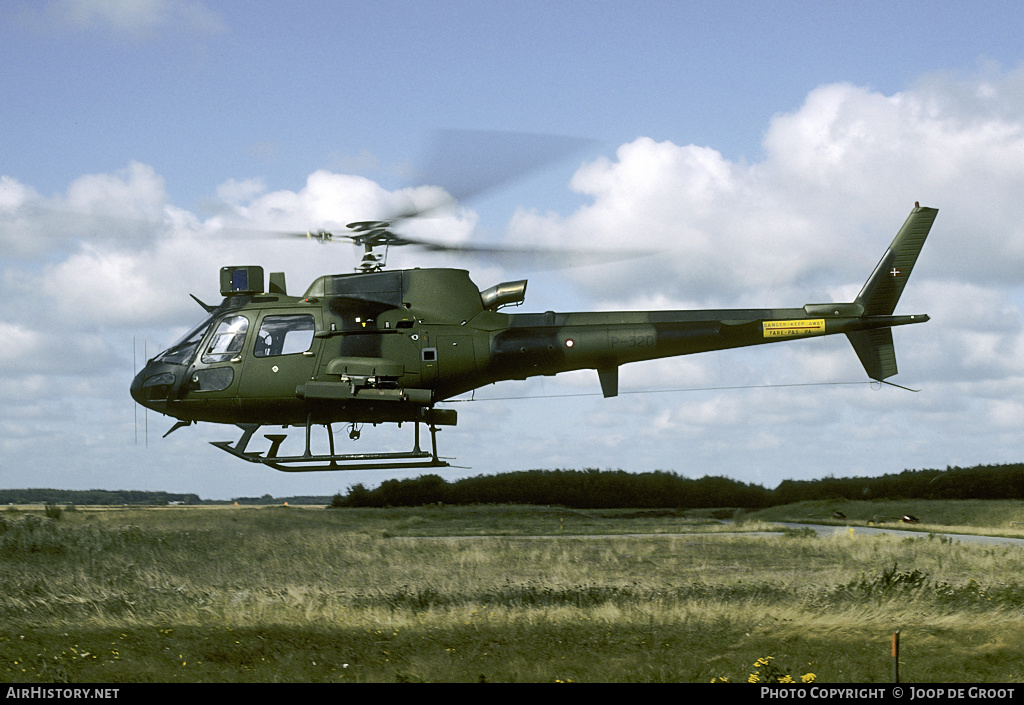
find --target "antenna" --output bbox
[133,336,138,446]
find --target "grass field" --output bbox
[2,501,1024,683]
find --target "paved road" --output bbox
[777,522,1024,547]
[392,525,1024,547]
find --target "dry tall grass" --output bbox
[2,504,1023,682]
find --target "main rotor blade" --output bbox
[363,230,654,269]
[179,129,614,268]
[388,129,597,221]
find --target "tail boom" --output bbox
[479,204,936,396]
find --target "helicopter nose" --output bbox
[131,364,178,411]
[129,369,147,407]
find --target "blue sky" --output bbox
[3,1,1024,500]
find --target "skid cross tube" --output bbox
[210,418,450,472]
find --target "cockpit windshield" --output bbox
[154,314,216,365]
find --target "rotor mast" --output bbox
[345,220,403,272]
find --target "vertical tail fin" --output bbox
[855,204,938,316]
[846,204,937,381]
[847,328,897,381]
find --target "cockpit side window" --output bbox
[254,314,315,357]
[202,315,250,364]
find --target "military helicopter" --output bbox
[130,191,937,472]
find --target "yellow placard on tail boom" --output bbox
[763,319,825,338]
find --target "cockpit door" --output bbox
[236,310,322,421]
[173,312,252,424]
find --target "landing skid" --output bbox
[210,418,450,472]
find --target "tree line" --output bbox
[772,463,1024,504]
[0,489,335,506]
[338,469,769,509]
[334,463,1024,509]
[0,488,202,506]
[6,462,1022,509]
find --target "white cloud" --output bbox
[0,323,44,368]
[450,70,1024,478]
[63,162,169,220]
[0,176,35,212]
[512,71,1024,315]
[215,178,267,206]
[5,70,1024,492]
[490,72,1024,421]
[41,0,225,38]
